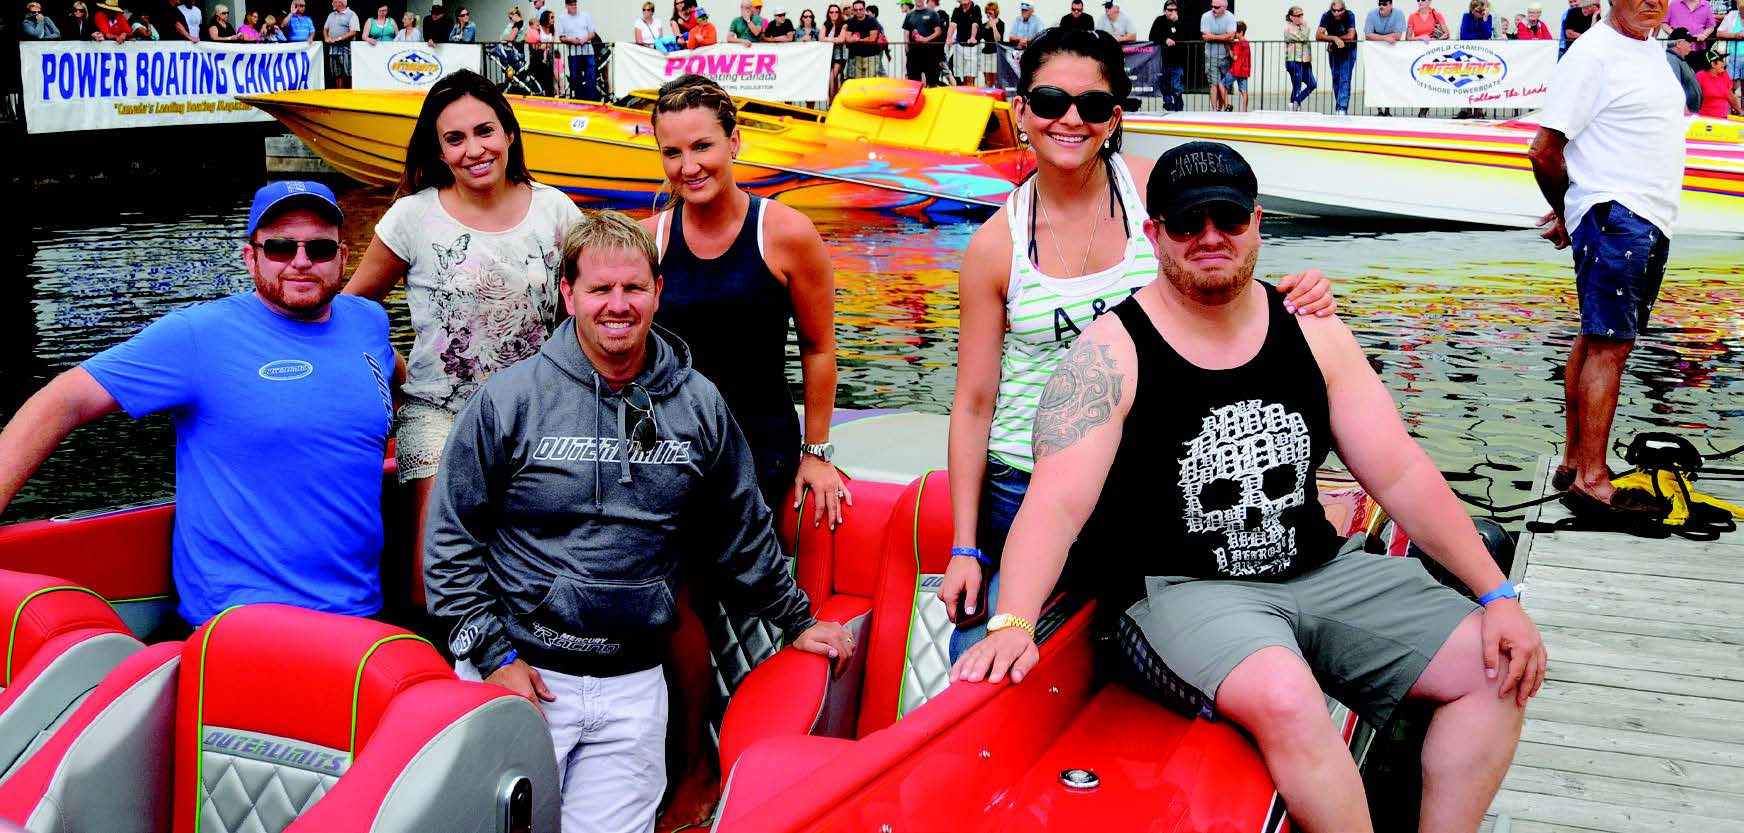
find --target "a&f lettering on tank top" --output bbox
[1080,286,1341,583]
[987,153,1156,473]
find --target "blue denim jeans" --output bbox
[568,52,598,101]
[1329,48,1356,112]
[1161,65,1184,111]
[947,457,1030,662]
[1286,60,1318,105]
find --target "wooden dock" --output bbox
[1482,455,1744,833]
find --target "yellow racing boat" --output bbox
[240,79,1032,215]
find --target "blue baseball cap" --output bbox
[246,180,343,238]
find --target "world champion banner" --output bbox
[1363,41,1555,109]
[352,42,482,91]
[20,41,324,134]
[611,42,829,102]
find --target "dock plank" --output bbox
[1501,767,1744,822]
[1510,741,1744,794]
[1486,452,1744,833]
[1526,683,1744,743]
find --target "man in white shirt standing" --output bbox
[1528,0,1683,519]
[557,0,598,101]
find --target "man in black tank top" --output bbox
[953,144,1547,832]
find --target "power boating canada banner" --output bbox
[18,41,324,135]
[352,43,482,92]
[611,43,830,102]
[1363,41,1555,109]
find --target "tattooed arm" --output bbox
[952,317,1138,684]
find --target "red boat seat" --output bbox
[4,604,561,833]
[0,571,144,790]
[719,471,962,773]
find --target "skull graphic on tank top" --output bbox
[1177,399,1313,577]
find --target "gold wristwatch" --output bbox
[986,613,1036,640]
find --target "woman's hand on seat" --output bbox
[793,620,856,678]
[951,627,1037,685]
[1276,268,1336,317]
[937,555,983,624]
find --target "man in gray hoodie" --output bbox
[425,210,852,833]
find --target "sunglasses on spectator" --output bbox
[623,383,660,454]
[1024,86,1119,122]
[1162,205,1252,240]
[253,238,342,262]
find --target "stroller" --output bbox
[489,42,548,97]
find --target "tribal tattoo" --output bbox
[1032,341,1125,459]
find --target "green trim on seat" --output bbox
[350,634,433,758]
[894,470,935,720]
[108,594,173,605]
[193,605,245,833]
[6,585,113,687]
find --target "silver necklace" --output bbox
[1036,175,1107,277]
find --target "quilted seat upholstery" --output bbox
[0,603,562,833]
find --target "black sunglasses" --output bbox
[623,383,659,454]
[252,238,341,262]
[1162,204,1251,240]
[1024,85,1118,123]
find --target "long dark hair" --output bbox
[1017,27,1130,157]
[397,70,532,198]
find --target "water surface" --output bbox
[4,183,1740,523]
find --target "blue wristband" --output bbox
[1477,582,1520,606]
[951,546,991,567]
[495,648,519,670]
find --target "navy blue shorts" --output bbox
[1572,201,1669,341]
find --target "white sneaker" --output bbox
[1336,109,1348,116]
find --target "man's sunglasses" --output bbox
[624,383,660,454]
[1024,86,1118,123]
[252,238,341,262]
[1161,204,1252,240]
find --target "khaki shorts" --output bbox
[1126,550,1478,727]
[394,399,456,483]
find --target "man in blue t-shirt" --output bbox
[0,181,400,640]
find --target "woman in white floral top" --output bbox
[345,70,582,581]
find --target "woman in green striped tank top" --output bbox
[937,28,1338,659]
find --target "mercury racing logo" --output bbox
[203,729,347,774]
[533,624,622,655]
[1410,45,1507,94]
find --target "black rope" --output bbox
[1452,491,1564,515]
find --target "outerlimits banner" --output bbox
[1364,41,1555,108]
[20,41,324,134]
[611,42,830,102]
[997,42,1160,97]
[352,42,481,91]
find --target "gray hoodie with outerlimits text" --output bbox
[424,319,816,678]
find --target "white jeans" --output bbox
[458,660,669,833]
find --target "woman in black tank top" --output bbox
[642,75,852,529]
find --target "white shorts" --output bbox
[949,43,980,79]
[458,660,669,833]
